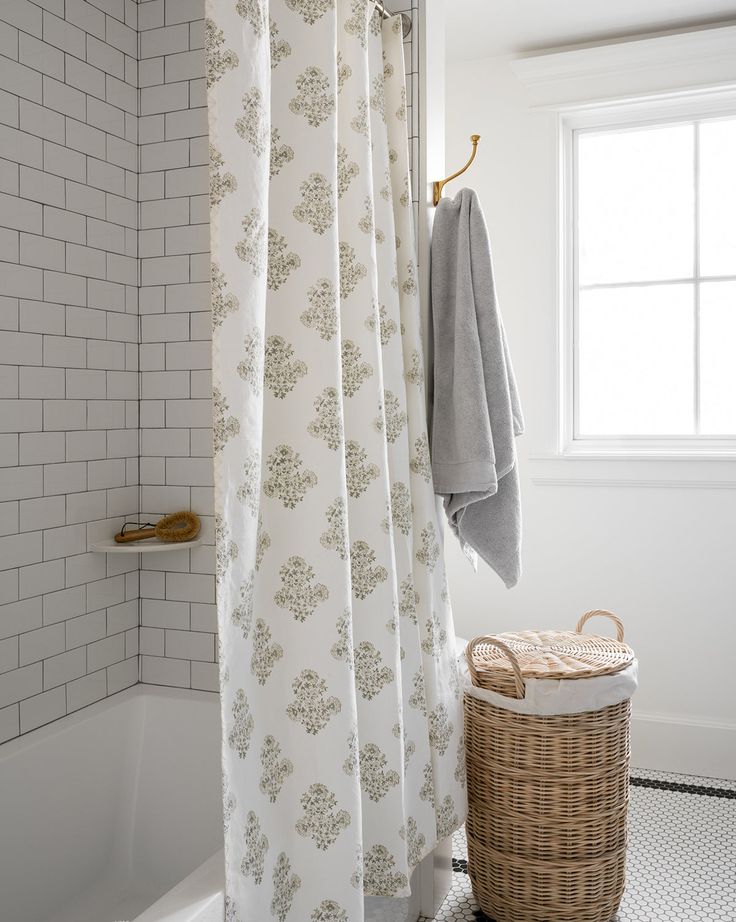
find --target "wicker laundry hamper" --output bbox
[464,610,635,922]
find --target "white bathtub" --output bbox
[0,685,451,922]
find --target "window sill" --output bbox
[540,447,736,461]
[527,453,736,489]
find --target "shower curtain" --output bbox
[206,2,466,919]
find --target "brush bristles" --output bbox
[156,510,201,542]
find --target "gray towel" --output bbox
[430,188,524,588]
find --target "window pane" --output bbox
[699,119,736,277]
[577,284,695,436]
[700,281,736,435]
[577,124,694,285]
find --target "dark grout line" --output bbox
[629,775,736,799]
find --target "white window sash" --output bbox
[558,89,736,458]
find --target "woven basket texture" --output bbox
[467,610,634,700]
[464,611,633,922]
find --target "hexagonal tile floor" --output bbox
[422,769,736,921]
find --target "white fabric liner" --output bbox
[456,637,638,716]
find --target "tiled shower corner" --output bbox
[136,0,218,694]
[0,0,420,742]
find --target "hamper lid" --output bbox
[466,610,635,700]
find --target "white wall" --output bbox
[444,53,736,779]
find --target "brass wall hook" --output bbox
[433,134,481,206]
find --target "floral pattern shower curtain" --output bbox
[206,2,466,919]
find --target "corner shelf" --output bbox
[91,537,203,555]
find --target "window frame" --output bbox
[558,88,736,458]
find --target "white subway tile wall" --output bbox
[0,0,140,739]
[0,0,419,737]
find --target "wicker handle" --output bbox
[465,636,526,699]
[575,609,625,642]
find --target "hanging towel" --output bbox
[430,188,524,588]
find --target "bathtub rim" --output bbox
[0,683,220,762]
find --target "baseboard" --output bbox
[631,712,736,781]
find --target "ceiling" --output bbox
[445,0,736,62]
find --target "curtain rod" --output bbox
[372,1,412,38]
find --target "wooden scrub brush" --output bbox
[114,511,201,544]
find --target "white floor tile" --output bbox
[423,769,736,922]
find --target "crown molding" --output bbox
[510,24,736,108]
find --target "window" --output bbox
[562,99,736,454]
